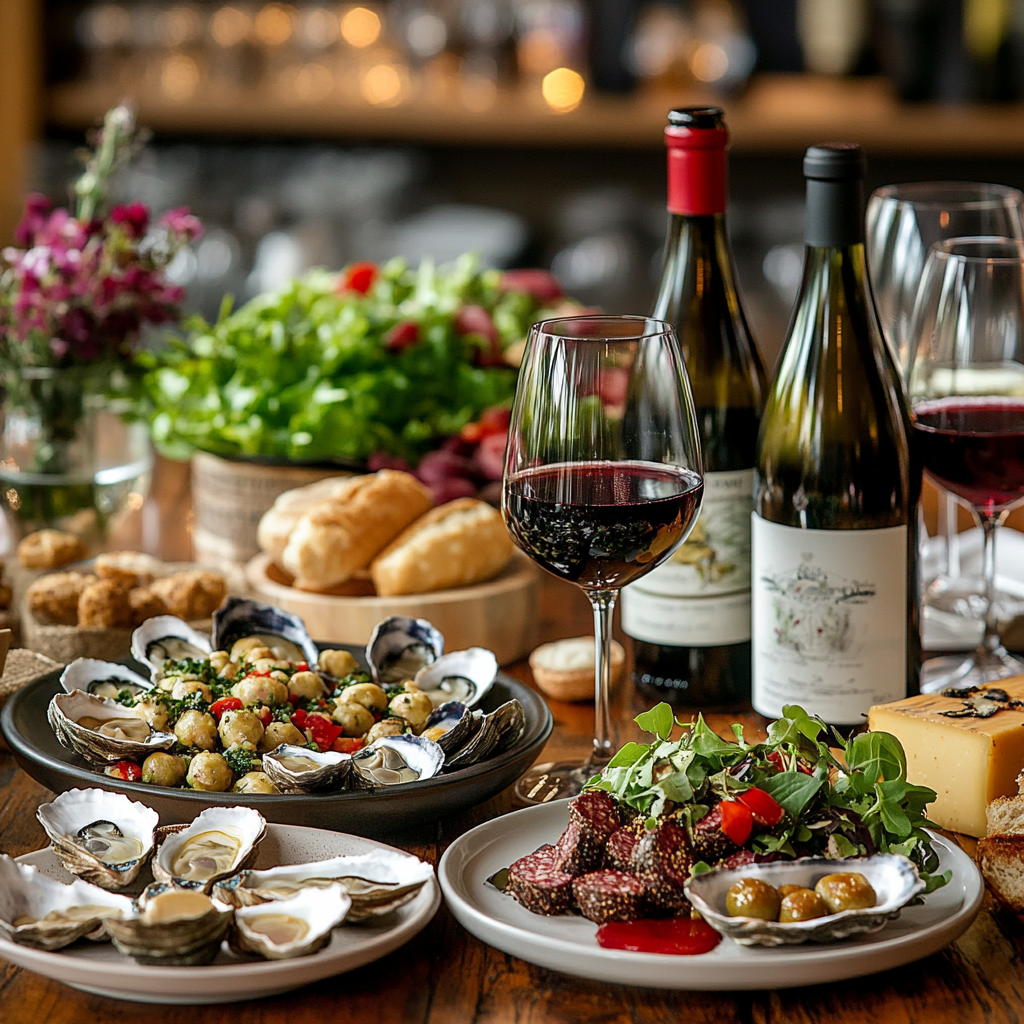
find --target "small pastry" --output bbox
[17,529,87,570]
[529,636,626,703]
[26,572,96,625]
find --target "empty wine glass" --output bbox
[502,315,704,804]
[906,238,1024,691]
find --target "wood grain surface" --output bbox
[0,457,1013,1023]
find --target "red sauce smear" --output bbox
[596,919,721,956]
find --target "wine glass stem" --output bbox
[977,510,1010,659]
[586,588,617,771]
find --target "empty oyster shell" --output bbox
[213,849,435,921]
[414,648,498,709]
[350,734,445,787]
[0,855,132,951]
[36,788,159,890]
[367,616,444,685]
[48,690,177,764]
[60,659,153,701]
[261,744,351,793]
[421,701,480,756]
[131,615,212,680]
[685,853,926,947]
[213,597,319,667]
[232,883,350,960]
[105,882,233,966]
[152,806,266,892]
[443,699,526,770]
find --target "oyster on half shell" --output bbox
[413,648,498,709]
[48,690,177,764]
[152,806,266,892]
[350,734,444,787]
[0,855,132,951]
[36,788,159,890]
[213,597,320,667]
[443,699,526,770]
[131,615,213,680]
[60,659,153,701]
[232,883,350,960]
[261,744,351,793]
[367,616,444,686]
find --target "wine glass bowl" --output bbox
[907,237,1024,690]
[502,315,704,803]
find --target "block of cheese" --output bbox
[868,678,1024,837]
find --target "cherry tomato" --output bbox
[737,787,785,827]
[384,319,420,352]
[107,760,142,782]
[719,800,754,845]
[332,737,366,754]
[210,697,243,722]
[340,261,378,294]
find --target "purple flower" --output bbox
[159,207,203,242]
[111,202,150,239]
[14,194,53,246]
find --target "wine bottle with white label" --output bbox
[621,107,768,709]
[751,143,911,727]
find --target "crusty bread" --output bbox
[370,498,513,597]
[529,636,626,702]
[283,470,433,591]
[978,834,1024,911]
[258,476,360,563]
[987,794,1024,837]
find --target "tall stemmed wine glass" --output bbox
[502,315,704,804]
[907,238,1024,691]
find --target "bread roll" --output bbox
[370,498,514,596]
[283,470,433,591]
[529,636,626,702]
[258,476,359,563]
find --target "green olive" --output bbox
[779,888,829,922]
[814,872,877,913]
[777,884,803,899]
[725,878,781,920]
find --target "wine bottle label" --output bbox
[751,515,908,725]
[621,469,753,645]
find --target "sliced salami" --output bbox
[508,849,574,916]
[603,828,639,872]
[568,790,621,841]
[632,819,693,914]
[572,870,647,924]
[720,849,784,871]
[553,821,604,876]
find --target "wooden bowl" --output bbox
[245,550,540,665]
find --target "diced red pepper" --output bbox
[340,261,378,295]
[719,800,754,845]
[255,706,273,727]
[384,319,420,352]
[736,787,785,827]
[307,714,344,752]
[107,760,142,782]
[332,736,366,754]
[296,662,309,672]
[291,707,308,728]
[210,697,243,723]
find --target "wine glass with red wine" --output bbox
[907,237,1024,691]
[502,315,704,803]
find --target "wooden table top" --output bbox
[0,457,1018,1023]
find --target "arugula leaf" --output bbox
[635,703,675,740]
[759,771,824,818]
[606,742,649,769]
[846,731,907,783]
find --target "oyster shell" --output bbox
[261,744,351,793]
[60,659,153,700]
[367,616,444,685]
[0,855,132,951]
[414,648,498,709]
[36,788,159,890]
[48,690,177,764]
[443,699,526,770]
[213,849,434,921]
[685,853,926,946]
[232,883,350,960]
[131,615,212,680]
[213,597,319,667]
[350,734,445,787]
[105,882,233,965]
[421,701,480,756]
[153,806,266,892]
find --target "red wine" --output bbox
[503,461,703,589]
[914,396,1024,512]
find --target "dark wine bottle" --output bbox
[621,107,768,710]
[752,143,912,727]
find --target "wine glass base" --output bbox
[512,761,605,807]
[924,574,1021,620]
[920,650,1024,693]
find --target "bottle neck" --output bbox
[654,213,735,321]
[667,142,727,216]
[805,177,865,248]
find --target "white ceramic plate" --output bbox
[1,823,440,1004]
[438,801,984,990]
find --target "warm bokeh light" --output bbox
[461,74,498,112]
[517,29,564,76]
[160,53,201,100]
[690,42,729,84]
[254,3,296,46]
[298,7,340,48]
[360,62,406,106]
[291,61,335,101]
[157,5,203,48]
[210,6,251,47]
[340,6,382,48]
[84,4,131,47]
[541,67,584,113]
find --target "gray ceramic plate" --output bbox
[1,645,552,836]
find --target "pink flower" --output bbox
[159,207,203,242]
[14,194,53,246]
[111,202,150,238]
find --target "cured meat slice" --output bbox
[553,821,603,876]
[568,791,621,841]
[603,828,639,872]
[720,850,784,871]
[573,870,646,924]
[689,803,738,863]
[508,849,574,916]
[632,820,693,915]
